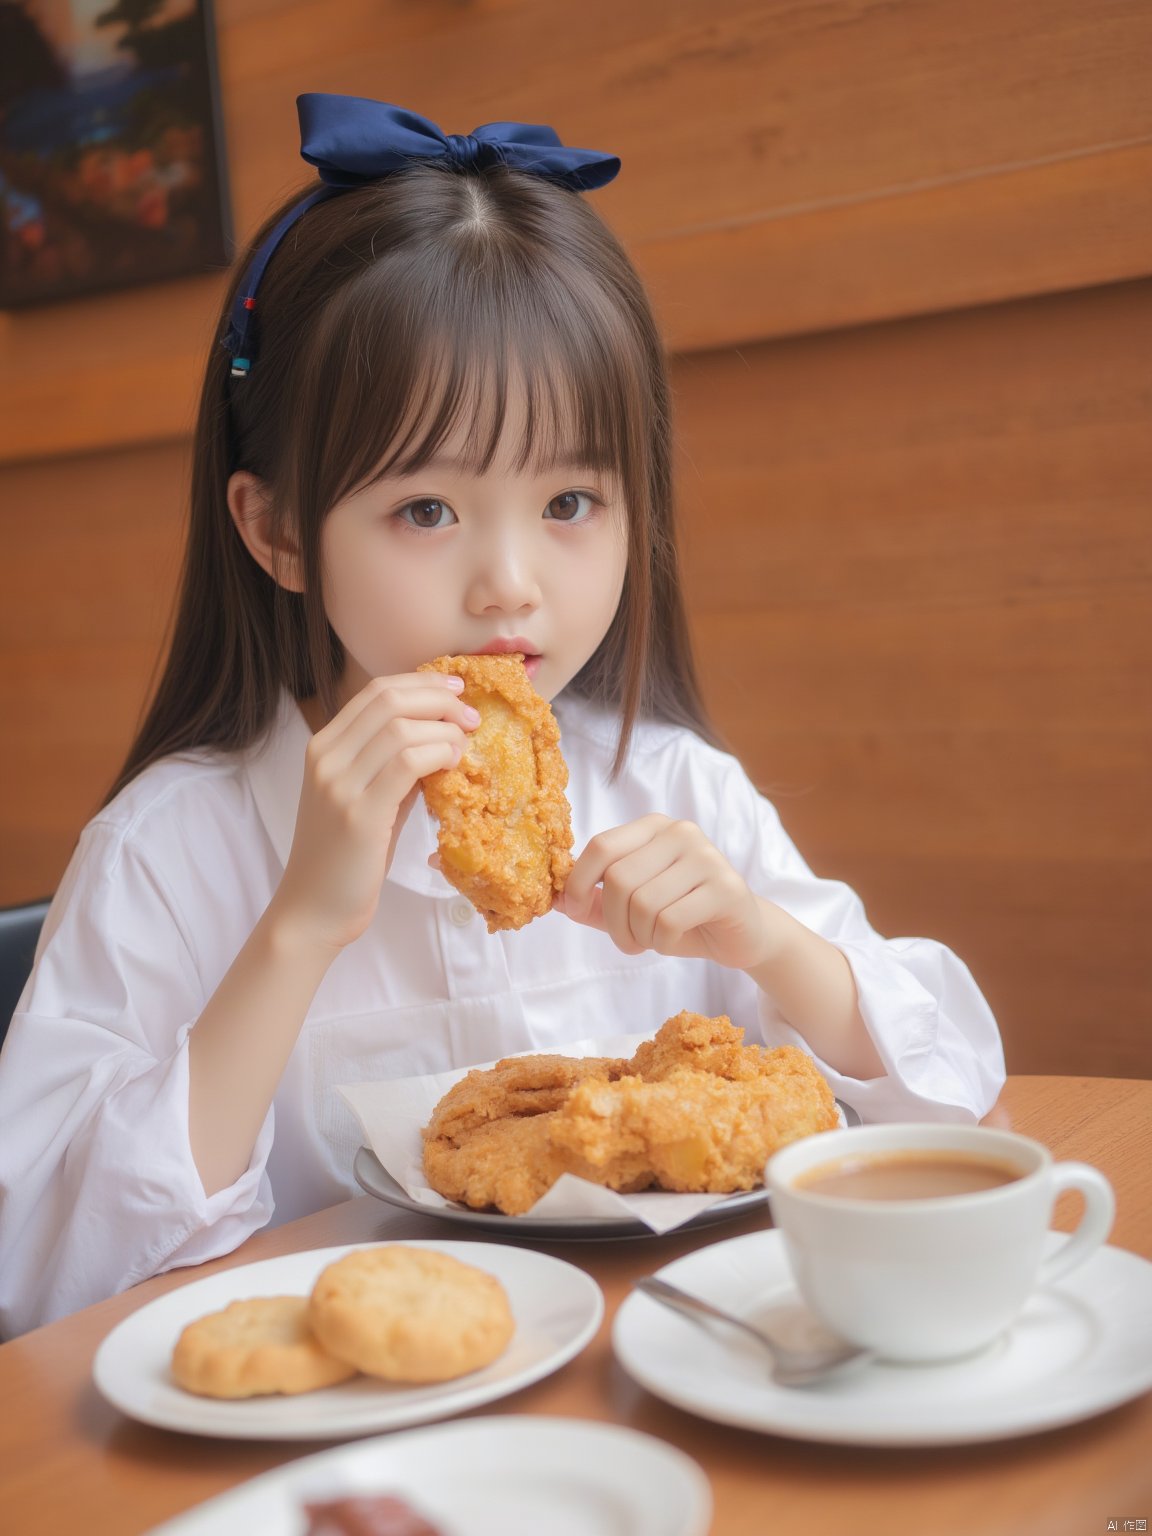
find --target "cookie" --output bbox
[171,1295,359,1399]
[308,1247,515,1383]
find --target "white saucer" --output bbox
[612,1228,1152,1446]
[143,1416,712,1535]
[94,1240,602,1440]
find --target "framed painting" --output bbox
[0,0,231,309]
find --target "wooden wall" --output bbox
[2,0,1150,1078]
[675,280,1152,1080]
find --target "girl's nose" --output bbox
[465,541,543,615]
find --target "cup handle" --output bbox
[1036,1162,1116,1286]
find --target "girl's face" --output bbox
[319,390,629,706]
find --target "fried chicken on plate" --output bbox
[422,1011,839,1214]
[418,653,573,933]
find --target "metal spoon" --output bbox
[634,1275,873,1388]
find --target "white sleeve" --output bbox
[0,821,274,1336]
[699,755,1006,1122]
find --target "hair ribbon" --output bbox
[225,94,622,376]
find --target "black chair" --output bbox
[0,899,51,1054]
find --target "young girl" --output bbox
[0,97,1004,1336]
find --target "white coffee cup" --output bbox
[765,1123,1115,1363]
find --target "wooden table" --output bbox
[3,1077,1150,1536]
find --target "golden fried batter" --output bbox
[421,1012,840,1214]
[418,653,573,932]
[422,1113,654,1216]
[424,1052,629,1142]
[550,1051,839,1194]
[629,1008,790,1083]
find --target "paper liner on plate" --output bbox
[338,1032,843,1236]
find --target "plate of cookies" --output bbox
[93,1239,603,1439]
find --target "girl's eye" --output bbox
[397,499,458,531]
[544,490,599,524]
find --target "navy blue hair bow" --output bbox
[226,94,622,376]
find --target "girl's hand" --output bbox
[556,814,778,973]
[272,673,479,953]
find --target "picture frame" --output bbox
[0,0,232,310]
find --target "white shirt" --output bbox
[0,690,1004,1335]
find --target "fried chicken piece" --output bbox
[629,1008,789,1083]
[424,1052,629,1142]
[423,1056,642,1210]
[550,1047,840,1194]
[423,1114,565,1214]
[420,1012,839,1215]
[422,1052,634,1214]
[418,653,573,933]
[423,1111,655,1215]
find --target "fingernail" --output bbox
[462,705,481,725]
[444,676,465,692]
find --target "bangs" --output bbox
[113,164,719,801]
[299,237,647,513]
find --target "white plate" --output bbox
[613,1228,1152,1446]
[94,1240,602,1440]
[353,1100,858,1239]
[352,1147,771,1238]
[144,1415,712,1535]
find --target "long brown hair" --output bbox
[106,158,721,803]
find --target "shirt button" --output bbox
[448,900,474,927]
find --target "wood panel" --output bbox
[3,0,1152,463]
[0,442,189,897]
[673,279,1152,1079]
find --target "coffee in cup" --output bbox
[765,1123,1115,1363]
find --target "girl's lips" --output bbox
[474,640,542,679]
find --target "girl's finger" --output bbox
[312,672,465,752]
[346,718,467,796]
[598,838,686,946]
[365,736,467,807]
[563,815,673,922]
[594,888,645,954]
[625,864,709,952]
[648,885,726,959]
[558,885,605,931]
[315,685,477,777]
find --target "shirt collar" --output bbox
[243,689,451,898]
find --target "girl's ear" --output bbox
[226,470,305,593]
